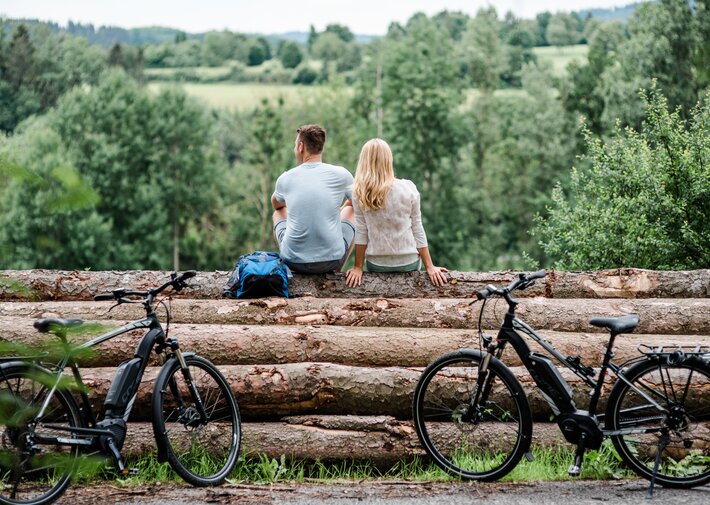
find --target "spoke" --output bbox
[679,368,694,406]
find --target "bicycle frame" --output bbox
[488,304,669,441]
[24,313,166,456]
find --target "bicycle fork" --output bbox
[165,340,209,424]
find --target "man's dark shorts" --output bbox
[274,220,355,274]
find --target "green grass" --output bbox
[144,66,235,79]
[146,82,327,110]
[532,44,589,76]
[71,442,632,487]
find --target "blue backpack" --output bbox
[222,251,291,299]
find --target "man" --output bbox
[271,124,355,273]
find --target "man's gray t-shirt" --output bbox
[273,162,353,263]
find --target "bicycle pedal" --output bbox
[524,451,534,462]
[120,468,140,476]
[568,464,581,476]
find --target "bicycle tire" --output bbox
[606,356,710,488]
[152,355,240,486]
[0,363,82,505]
[413,350,532,481]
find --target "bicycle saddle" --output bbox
[33,318,84,333]
[589,314,639,334]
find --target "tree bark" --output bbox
[56,362,708,422]
[2,316,707,369]
[3,297,710,334]
[119,417,573,465]
[2,268,709,301]
[119,417,710,465]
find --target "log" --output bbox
[119,417,571,465]
[45,363,671,422]
[118,416,710,465]
[2,268,709,301]
[3,297,710,334]
[2,316,707,368]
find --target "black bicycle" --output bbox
[413,271,709,494]
[0,271,241,505]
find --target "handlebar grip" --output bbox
[476,288,491,300]
[181,270,197,280]
[528,270,546,280]
[94,293,115,301]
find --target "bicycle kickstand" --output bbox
[646,429,670,500]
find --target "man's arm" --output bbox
[271,193,286,210]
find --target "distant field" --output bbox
[147,82,325,110]
[148,83,534,111]
[144,66,233,79]
[532,44,588,76]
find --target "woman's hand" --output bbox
[345,266,363,287]
[426,265,449,287]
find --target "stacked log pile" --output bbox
[1,269,709,466]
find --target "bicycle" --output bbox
[0,271,241,505]
[413,271,709,496]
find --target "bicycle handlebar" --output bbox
[475,271,546,301]
[94,270,197,302]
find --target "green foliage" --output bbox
[277,41,303,69]
[0,70,229,270]
[458,8,505,91]
[535,87,710,270]
[600,0,702,130]
[546,12,583,47]
[293,65,317,85]
[374,15,466,266]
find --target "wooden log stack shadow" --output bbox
[1,268,709,467]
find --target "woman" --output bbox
[345,138,448,287]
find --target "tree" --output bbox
[0,117,110,269]
[375,15,466,266]
[458,8,504,91]
[545,12,581,47]
[324,24,354,43]
[564,21,625,134]
[535,11,552,46]
[600,0,701,130]
[278,40,303,69]
[311,32,347,63]
[307,25,318,53]
[535,88,710,270]
[432,10,470,41]
[247,41,267,66]
[5,25,38,89]
[256,37,272,60]
[1,70,226,270]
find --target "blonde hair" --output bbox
[353,138,395,211]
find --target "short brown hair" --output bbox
[296,124,326,154]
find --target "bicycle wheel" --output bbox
[413,350,532,481]
[152,355,240,486]
[0,363,81,505]
[606,357,710,488]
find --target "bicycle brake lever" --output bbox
[468,298,479,306]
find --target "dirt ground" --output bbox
[60,479,710,505]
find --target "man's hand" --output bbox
[345,266,363,287]
[426,265,449,287]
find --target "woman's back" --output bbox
[353,178,426,267]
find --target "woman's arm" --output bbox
[346,244,367,287]
[410,184,447,286]
[418,246,448,287]
[346,198,368,287]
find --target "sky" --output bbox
[0,0,636,35]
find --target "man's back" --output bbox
[273,162,353,263]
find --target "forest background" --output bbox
[0,0,708,273]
